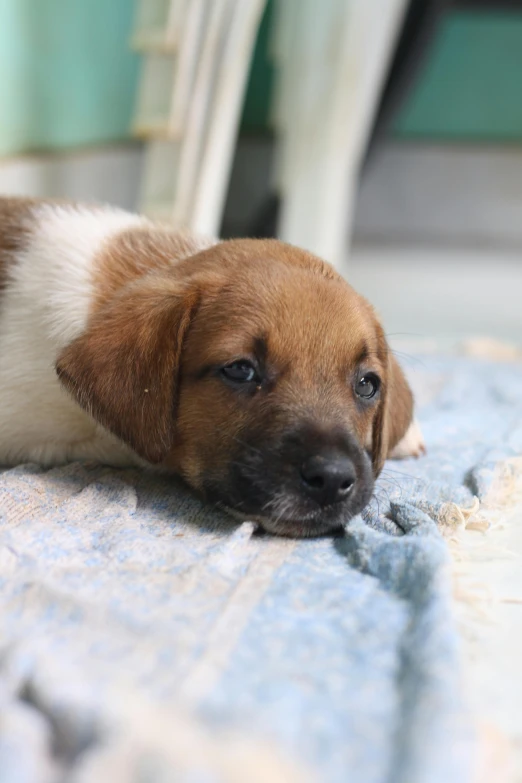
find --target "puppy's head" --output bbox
[56,237,413,536]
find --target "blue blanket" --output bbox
[1,354,521,782]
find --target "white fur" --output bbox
[0,203,149,467]
[389,418,426,459]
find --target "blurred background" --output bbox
[1,0,522,347]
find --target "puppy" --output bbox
[0,197,424,536]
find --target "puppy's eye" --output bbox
[220,360,259,385]
[355,373,380,399]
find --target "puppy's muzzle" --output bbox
[213,424,374,537]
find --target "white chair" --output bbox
[132,0,266,236]
[132,0,405,268]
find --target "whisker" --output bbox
[367,489,381,519]
[230,435,264,458]
[377,478,403,498]
[391,350,427,369]
[385,332,425,338]
[381,468,424,482]
[375,485,393,507]
[355,347,426,370]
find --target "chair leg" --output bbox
[133,0,265,237]
[190,0,267,237]
[274,0,407,271]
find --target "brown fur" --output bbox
[168,242,387,483]
[56,232,415,535]
[0,197,36,296]
[370,321,414,475]
[57,276,199,464]
[93,226,214,313]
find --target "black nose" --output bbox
[299,454,356,507]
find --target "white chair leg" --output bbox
[168,0,208,137]
[172,0,232,228]
[133,0,265,236]
[190,0,267,237]
[275,0,407,271]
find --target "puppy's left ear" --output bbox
[371,350,414,477]
[56,277,199,464]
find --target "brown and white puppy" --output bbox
[0,197,424,536]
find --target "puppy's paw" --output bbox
[389,418,426,460]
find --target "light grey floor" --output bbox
[348,243,522,348]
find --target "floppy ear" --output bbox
[371,351,414,477]
[56,277,199,464]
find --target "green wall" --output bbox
[395,12,522,140]
[0,0,139,157]
[1,3,522,158]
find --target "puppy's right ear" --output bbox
[371,342,415,477]
[56,277,199,464]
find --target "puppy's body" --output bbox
[0,198,423,536]
[0,201,138,466]
[0,200,209,467]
